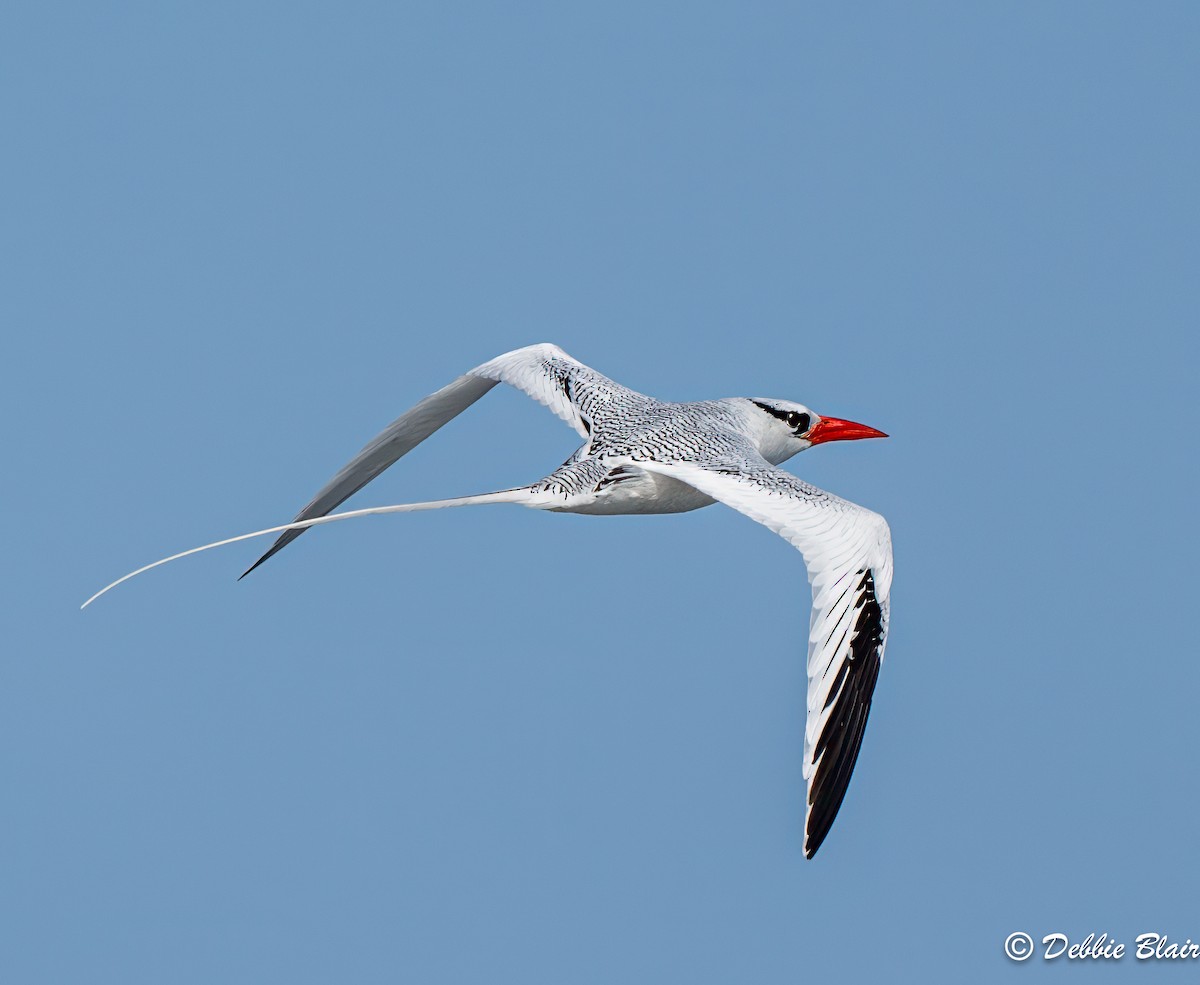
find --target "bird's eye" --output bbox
[786,412,811,432]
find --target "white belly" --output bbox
[547,466,716,515]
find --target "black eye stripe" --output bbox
[752,402,811,433]
[752,401,793,424]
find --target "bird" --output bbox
[84,343,893,858]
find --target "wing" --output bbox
[242,343,641,576]
[634,456,892,858]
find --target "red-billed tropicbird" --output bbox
[85,343,892,857]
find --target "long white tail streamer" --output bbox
[81,489,528,610]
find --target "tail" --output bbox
[81,488,531,610]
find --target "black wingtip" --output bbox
[238,549,276,581]
[803,569,885,859]
[237,542,283,581]
[237,526,309,581]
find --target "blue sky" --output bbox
[3,3,1198,982]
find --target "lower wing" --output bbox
[634,457,893,858]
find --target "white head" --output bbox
[743,398,888,465]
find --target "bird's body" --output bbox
[87,343,894,858]
[542,465,715,515]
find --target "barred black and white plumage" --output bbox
[84,343,894,859]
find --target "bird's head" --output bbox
[745,398,888,464]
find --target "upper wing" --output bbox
[241,343,640,576]
[634,456,892,858]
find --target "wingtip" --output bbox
[237,559,264,581]
[237,551,273,581]
[238,533,295,580]
[803,830,822,859]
